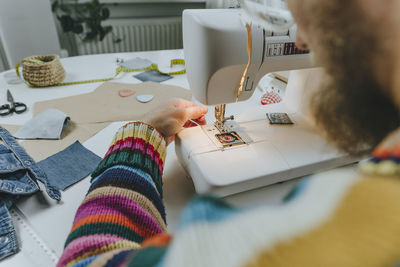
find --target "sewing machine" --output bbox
[175,9,357,196]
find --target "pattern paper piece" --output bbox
[2,122,109,162]
[34,82,192,124]
[38,141,101,191]
[119,57,153,70]
[136,94,154,103]
[14,109,70,140]
[261,92,282,105]
[134,70,172,83]
[119,89,136,97]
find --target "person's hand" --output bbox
[143,98,208,144]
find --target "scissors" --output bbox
[0,90,27,116]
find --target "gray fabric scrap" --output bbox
[134,70,172,83]
[14,109,70,140]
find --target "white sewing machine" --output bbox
[175,9,358,196]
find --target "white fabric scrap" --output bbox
[119,57,153,70]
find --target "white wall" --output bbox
[0,0,61,68]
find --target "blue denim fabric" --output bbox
[0,204,18,260]
[38,141,101,191]
[0,127,61,201]
[0,126,62,261]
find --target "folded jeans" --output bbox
[0,203,18,260]
[0,126,61,261]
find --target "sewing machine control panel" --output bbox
[264,27,309,58]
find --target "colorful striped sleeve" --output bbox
[57,122,169,267]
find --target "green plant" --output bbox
[51,0,121,42]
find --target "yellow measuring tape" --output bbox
[16,58,186,88]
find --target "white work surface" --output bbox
[0,49,314,266]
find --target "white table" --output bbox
[0,49,300,267]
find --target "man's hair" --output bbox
[308,0,400,155]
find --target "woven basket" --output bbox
[20,55,66,87]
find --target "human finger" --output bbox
[185,106,208,121]
[173,98,197,109]
[183,120,193,128]
[185,116,206,127]
[184,122,196,128]
[197,115,207,125]
[183,119,201,128]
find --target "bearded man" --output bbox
[58,1,400,266]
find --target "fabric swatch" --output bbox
[134,70,172,83]
[119,57,153,70]
[37,141,101,191]
[14,109,70,140]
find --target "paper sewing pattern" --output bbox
[33,82,192,124]
[1,122,108,162]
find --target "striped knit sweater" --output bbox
[58,122,400,267]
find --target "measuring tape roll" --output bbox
[16,57,186,88]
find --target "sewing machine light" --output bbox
[239,0,294,32]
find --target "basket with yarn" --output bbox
[16,55,66,87]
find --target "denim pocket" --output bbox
[0,170,38,195]
[0,152,25,174]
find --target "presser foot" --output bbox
[202,120,253,149]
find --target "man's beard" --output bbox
[312,73,399,155]
[309,3,400,155]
